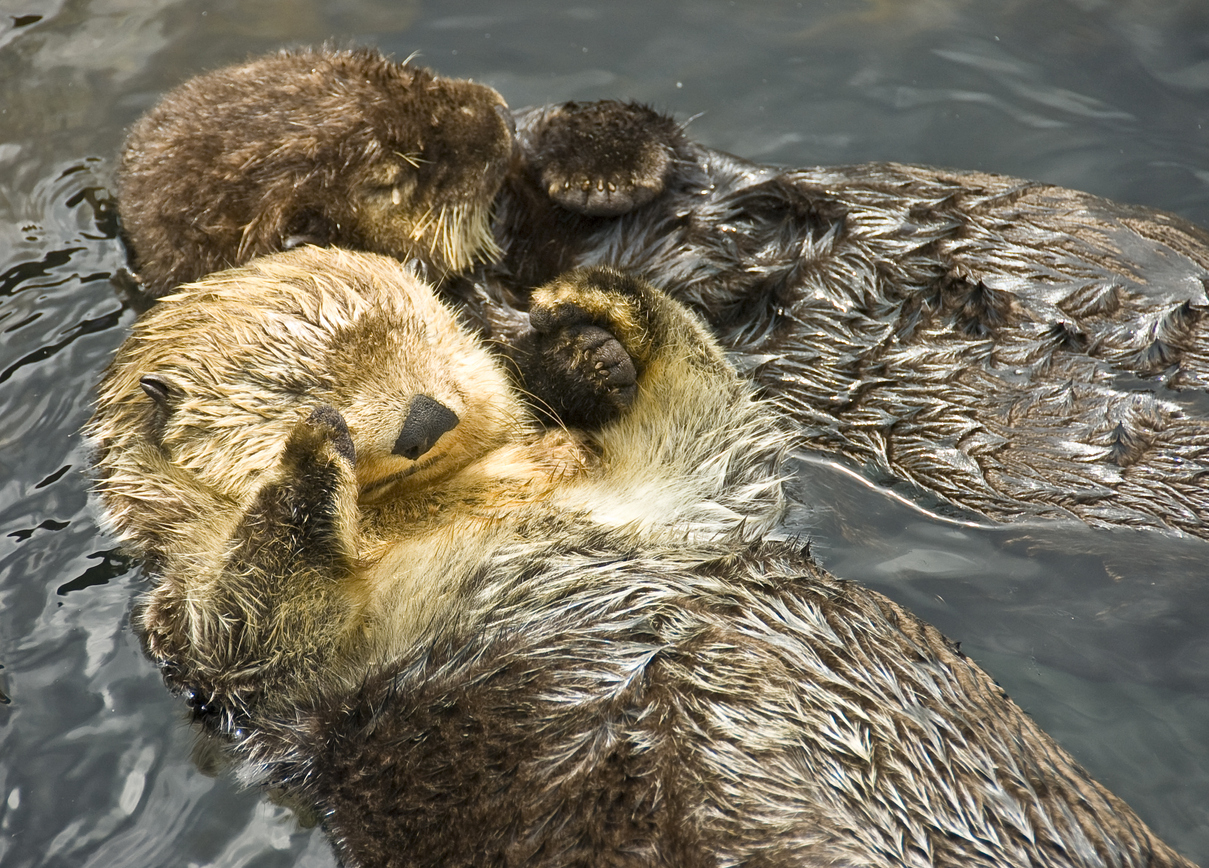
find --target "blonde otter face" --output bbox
[88,246,525,558]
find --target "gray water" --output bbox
[1,1,1207,865]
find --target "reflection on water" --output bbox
[1,1,1207,865]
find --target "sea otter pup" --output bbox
[88,247,1194,868]
[115,47,514,299]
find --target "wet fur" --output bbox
[88,247,1193,867]
[87,246,785,720]
[116,47,512,299]
[494,104,1209,538]
[114,49,1209,538]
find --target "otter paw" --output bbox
[529,267,653,365]
[537,323,638,423]
[520,268,665,427]
[283,405,356,469]
[529,101,680,217]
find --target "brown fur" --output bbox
[88,247,1194,867]
[114,52,1209,536]
[116,47,513,299]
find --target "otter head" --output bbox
[88,246,526,563]
[309,58,515,279]
[117,48,515,297]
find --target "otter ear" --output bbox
[139,375,179,446]
[140,375,175,407]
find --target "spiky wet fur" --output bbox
[87,246,786,722]
[116,46,511,298]
[88,247,1193,867]
[495,104,1209,539]
[244,540,1194,868]
[116,55,1209,536]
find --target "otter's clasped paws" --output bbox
[528,101,682,217]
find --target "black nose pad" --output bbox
[392,395,460,460]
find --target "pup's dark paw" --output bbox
[528,101,681,217]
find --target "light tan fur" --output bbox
[88,246,786,719]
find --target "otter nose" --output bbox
[392,394,459,460]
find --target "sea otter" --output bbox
[112,49,1209,539]
[87,245,787,714]
[496,101,1209,538]
[88,246,1195,868]
[115,47,514,300]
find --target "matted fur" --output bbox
[116,47,511,298]
[87,246,786,721]
[88,247,1193,867]
[114,53,1209,536]
[496,105,1209,538]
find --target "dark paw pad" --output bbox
[543,163,668,217]
[556,324,638,413]
[531,102,681,217]
[517,320,639,429]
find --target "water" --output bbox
[1,1,1207,865]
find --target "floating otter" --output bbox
[113,51,1209,538]
[88,247,1195,867]
[87,246,786,716]
[115,47,514,299]
[496,101,1209,538]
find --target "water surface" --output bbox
[1,2,1207,865]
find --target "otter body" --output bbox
[89,247,1194,867]
[497,103,1209,537]
[88,246,785,721]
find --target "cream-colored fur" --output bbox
[87,246,786,720]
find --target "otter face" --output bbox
[89,247,526,555]
[349,76,515,277]
[117,48,516,298]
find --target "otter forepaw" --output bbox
[283,405,356,470]
[529,101,680,217]
[516,267,668,427]
[529,267,653,363]
[534,322,638,424]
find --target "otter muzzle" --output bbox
[392,395,460,460]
